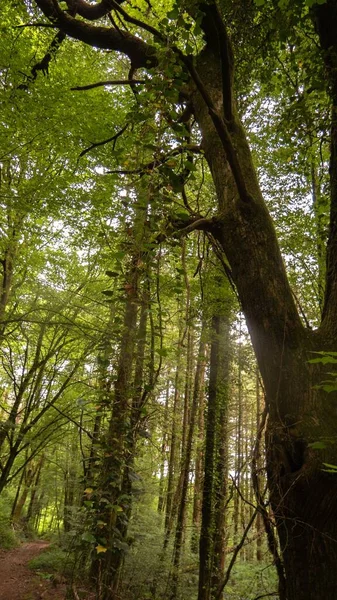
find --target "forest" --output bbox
[0,0,337,599]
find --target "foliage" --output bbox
[0,520,19,549]
[28,545,75,577]
[2,0,337,598]
[225,561,278,600]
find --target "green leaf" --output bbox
[322,384,337,393]
[81,532,96,543]
[167,7,179,19]
[155,347,169,357]
[322,463,337,473]
[113,540,129,552]
[308,441,326,450]
[175,210,190,221]
[308,356,337,364]
[102,290,114,297]
[106,270,119,277]
[184,160,196,172]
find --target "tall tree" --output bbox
[14,0,337,598]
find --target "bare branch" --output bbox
[109,0,164,41]
[79,124,128,158]
[15,22,55,28]
[199,2,234,121]
[71,79,146,91]
[215,508,258,600]
[181,55,252,203]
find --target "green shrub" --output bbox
[225,560,279,599]
[0,520,19,549]
[29,546,75,577]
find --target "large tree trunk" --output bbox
[189,9,337,599]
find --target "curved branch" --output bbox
[109,0,164,41]
[34,0,158,68]
[71,79,147,90]
[79,124,128,157]
[65,0,113,21]
[173,216,216,237]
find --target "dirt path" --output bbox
[0,541,66,600]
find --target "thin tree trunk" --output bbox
[64,435,78,533]
[158,380,170,513]
[92,256,139,600]
[198,315,220,600]
[255,372,263,562]
[170,324,206,599]
[233,319,243,541]
[191,351,206,553]
[164,311,185,548]
[210,315,230,597]
[26,455,44,528]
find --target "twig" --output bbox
[215,508,258,599]
[79,124,128,158]
[251,405,287,598]
[71,584,80,600]
[44,401,93,438]
[253,593,279,600]
[15,22,55,27]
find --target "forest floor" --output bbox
[0,541,67,600]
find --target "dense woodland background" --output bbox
[0,0,336,599]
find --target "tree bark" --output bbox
[210,315,230,597]
[91,250,139,600]
[191,350,206,553]
[198,315,220,600]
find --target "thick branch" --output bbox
[172,217,215,237]
[182,54,251,203]
[66,0,113,21]
[34,0,158,68]
[199,2,234,121]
